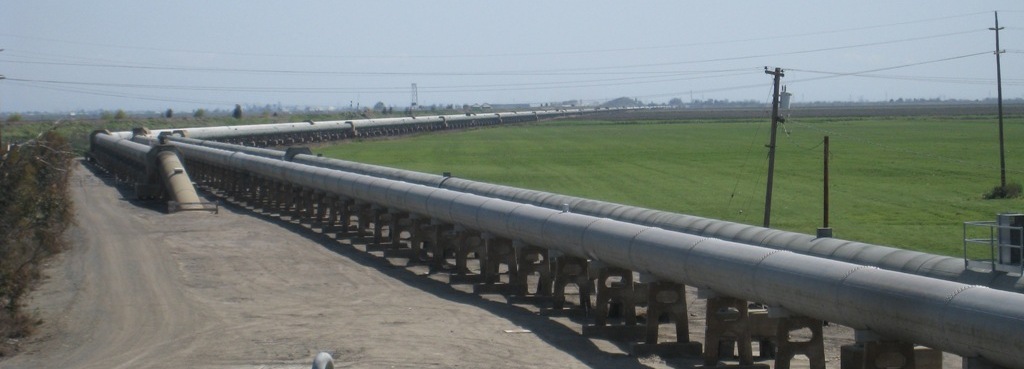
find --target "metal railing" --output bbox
[963,220,1024,275]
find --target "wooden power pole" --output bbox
[818,136,833,238]
[991,11,1007,189]
[763,67,785,228]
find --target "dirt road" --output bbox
[3,161,684,368]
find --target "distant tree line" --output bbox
[0,131,75,356]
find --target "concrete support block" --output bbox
[289,187,305,220]
[704,296,755,366]
[319,195,337,233]
[222,170,236,197]
[254,177,269,210]
[288,187,306,220]
[472,236,516,294]
[582,266,644,340]
[512,244,551,297]
[913,347,942,369]
[351,202,372,238]
[301,189,316,224]
[231,171,244,199]
[748,309,779,359]
[840,340,915,369]
[405,216,429,258]
[551,256,592,312]
[773,316,825,369]
[427,222,455,273]
[241,174,256,206]
[386,210,410,246]
[368,206,388,247]
[270,181,284,213]
[451,230,483,278]
[310,191,327,228]
[593,267,637,327]
[481,236,517,285]
[333,198,354,239]
[280,183,296,215]
[963,356,1009,369]
[643,281,690,345]
[383,215,424,259]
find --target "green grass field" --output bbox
[315,115,1024,257]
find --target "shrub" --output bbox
[984,182,1022,199]
[0,131,74,355]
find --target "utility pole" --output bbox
[763,67,784,228]
[818,136,833,238]
[0,74,5,151]
[991,12,1007,189]
[0,49,6,152]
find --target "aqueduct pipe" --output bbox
[171,143,1024,369]
[90,132,202,207]
[149,137,1021,293]
[133,108,597,140]
[154,150,203,210]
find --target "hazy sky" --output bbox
[1,1,1023,113]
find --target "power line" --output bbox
[5,49,1000,109]
[0,12,992,60]
[5,80,238,105]
[0,30,988,77]
[620,51,1001,102]
[825,73,1024,86]
[784,52,993,84]
[4,70,756,95]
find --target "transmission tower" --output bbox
[411,83,418,108]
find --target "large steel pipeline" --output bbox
[91,132,202,206]
[132,108,596,140]
[132,135,284,159]
[153,138,1020,293]
[92,131,152,165]
[172,142,1024,368]
[155,150,203,209]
